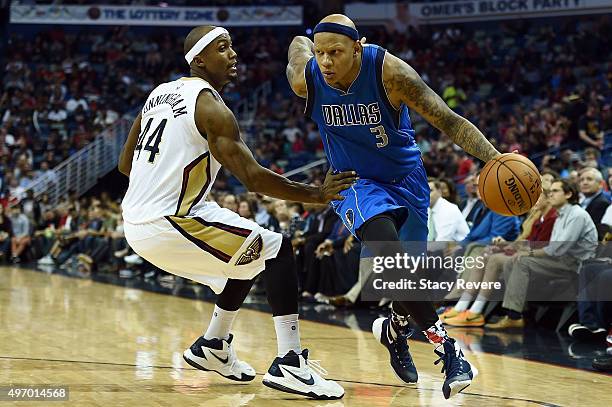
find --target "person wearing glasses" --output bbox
[487,179,597,329]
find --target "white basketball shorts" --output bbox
[124,201,283,294]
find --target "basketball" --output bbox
[478,153,542,216]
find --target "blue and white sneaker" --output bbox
[262,349,344,400]
[372,317,418,383]
[434,338,478,399]
[183,334,256,382]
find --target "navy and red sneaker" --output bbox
[434,338,478,399]
[372,317,419,383]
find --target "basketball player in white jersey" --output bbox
[119,26,356,399]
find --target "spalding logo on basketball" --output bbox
[478,153,541,216]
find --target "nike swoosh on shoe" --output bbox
[385,323,394,344]
[281,366,315,385]
[208,350,229,364]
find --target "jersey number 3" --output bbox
[370,125,388,148]
[135,117,167,163]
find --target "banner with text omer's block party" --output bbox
[408,0,612,24]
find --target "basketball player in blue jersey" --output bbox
[287,14,502,399]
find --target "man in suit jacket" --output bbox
[458,174,480,223]
[579,167,610,240]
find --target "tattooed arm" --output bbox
[286,36,314,98]
[382,52,500,162]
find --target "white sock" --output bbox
[454,292,474,312]
[273,314,302,357]
[469,294,488,315]
[204,305,238,340]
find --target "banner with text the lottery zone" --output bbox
[10,5,302,26]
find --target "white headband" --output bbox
[185,27,229,64]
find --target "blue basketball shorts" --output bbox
[330,163,430,242]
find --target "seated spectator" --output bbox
[287,202,305,238]
[0,205,13,261]
[443,182,557,327]
[458,174,479,220]
[578,167,610,240]
[9,204,31,263]
[578,104,604,150]
[295,204,337,294]
[20,189,40,225]
[583,147,601,170]
[540,170,559,187]
[221,193,238,213]
[109,216,128,274]
[72,204,110,272]
[83,205,119,273]
[439,178,459,205]
[600,202,612,231]
[427,177,469,247]
[38,206,81,266]
[272,200,291,237]
[32,209,58,259]
[301,218,354,300]
[454,172,521,249]
[460,197,521,245]
[487,180,597,329]
[252,193,272,227]
[258,196,280,233]
[568,206,612,342]
[569,259,612,343]
[237,199,256,221]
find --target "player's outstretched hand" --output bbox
[319,168,358,203]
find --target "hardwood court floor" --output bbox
[1,267,610,406]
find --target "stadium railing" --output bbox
[20,115,133,206]
[13,80,271,206]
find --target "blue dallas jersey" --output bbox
[305,44,421,183]
[305,44,430,240]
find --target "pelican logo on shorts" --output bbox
[345,208,354,229]
[235,235,263,266]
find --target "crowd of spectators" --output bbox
[1,13,611,369]
[2,17,610,198]
[0,24,287,200]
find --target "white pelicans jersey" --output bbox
[122,77,222,224]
